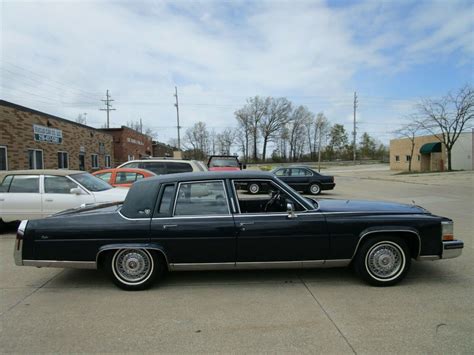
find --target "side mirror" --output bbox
[70,187,82,195]
[286,202,297,219]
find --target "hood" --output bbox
[93,187,129,202]
[317,199,429,214]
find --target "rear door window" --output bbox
[166,162,193,174]
[174,181,229,216]
[8,175,40,193]
[140,162,167,175]
[116,172,139,184]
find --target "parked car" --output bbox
[0,170,128,223]
[14,171,463,290]
[118,159,206,175]
[93,168,156,187]
[207,155,245,171]
[271,166,335,195]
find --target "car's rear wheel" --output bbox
[248,183,260,194]
[309,183,321,195]
[354,235,411,286]
[105,248,164,290]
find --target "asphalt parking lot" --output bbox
[1,167,473,353]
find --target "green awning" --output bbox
[420,142,442,154]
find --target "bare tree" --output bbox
[259,97,292,161]
[394,121,424,172]
[417,85,474,170]
[216,128,236,155]
[235,107,252,161]
[288,106,311,161]
[75,113,87,125]
[236,96,269,161]
[183,121,210,160]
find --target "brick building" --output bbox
[0,100,113,171]
[99,126,153,166]
[152,141,175,157]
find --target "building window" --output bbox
[0,146,7,170]
[99,142,105,154]
[58,151,69,169]
[395,155,400,162]
[91,154,99,169]
[105,155,111,168]
[406,155,411,162]
[417,155,421,161]
[128,155,135,161]
[28,149,43,169]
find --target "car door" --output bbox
[149,180,237,265]
[42,175,94,216]
[284,168,311,191]
[232,179,329,263]
[0,174,42,221]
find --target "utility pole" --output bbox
[353,91,358,163]
[100,89,116,128]
[140,118,143,133]
[174,86,181,150]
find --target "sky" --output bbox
[1,0,473,150]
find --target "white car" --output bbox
[0,170,129,223]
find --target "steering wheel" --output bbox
[264,191,281,212]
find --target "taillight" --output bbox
[441,221,454,241]
[16,220,28,250]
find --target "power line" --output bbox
[99,90,116,128]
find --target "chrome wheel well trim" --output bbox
[351,229,421,261]
[96,245,169,269]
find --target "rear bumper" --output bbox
[442,240,464,259]
[321,183,336,190]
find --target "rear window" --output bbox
[208,157,239,168]
[166,162,193,174]
[8,175,40,193]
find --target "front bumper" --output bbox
[442,240,464,259]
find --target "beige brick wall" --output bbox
[390,135,446,171]
[0,102,114,172]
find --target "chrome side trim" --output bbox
[322,259,351,267]
[351,229,421,260]
[168,259,350,271]
[417,255,440,261]
[23,260,97,269]
[169,262,235,271]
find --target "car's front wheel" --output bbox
[309,183,321,195]
[105,248,164,290]
[354,236,411,286]
[248,183,260,194]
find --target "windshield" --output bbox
[209,158,239,167]
[70,173,113,192]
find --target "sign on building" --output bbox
[33,124,63,144]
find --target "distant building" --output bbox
[0,100,113,171]
[152,141,175,157]
[99,126,153,167]
[390,131,473,171]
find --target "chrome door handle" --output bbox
[239,222,254,226]
[162,224,178,230]
[0,198,4,202]
[45,199,53,202]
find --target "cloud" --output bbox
[1,0,472,146]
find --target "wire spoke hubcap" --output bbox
[366,243,404,279]
[115,249,151,283]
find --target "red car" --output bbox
[207,155,246,171]
[92,168,156,187]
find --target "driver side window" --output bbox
[233,180,304,214]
